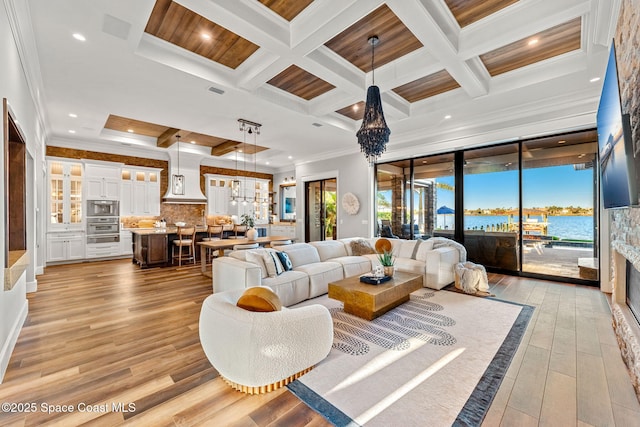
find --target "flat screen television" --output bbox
[597,41,639,208]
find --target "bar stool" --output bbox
[172,226,196,266]
[202,225,224,262]
[233,224,247,238]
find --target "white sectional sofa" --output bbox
[212,237,462,307]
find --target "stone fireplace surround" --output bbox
[610,240,640,399]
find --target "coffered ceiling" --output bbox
[22,0,618,170]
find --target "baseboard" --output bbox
[35,265,44,276]
[0,300,28,383]
[27,279,37,293]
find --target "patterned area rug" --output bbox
[288,289,533,427]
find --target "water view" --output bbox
[438,215,594,241]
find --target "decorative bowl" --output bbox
[175,222,186,227]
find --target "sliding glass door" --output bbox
[306,178,337,242]
[463,144,520,272]
[521,132,599,280]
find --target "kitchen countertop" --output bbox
[129,226,208,235]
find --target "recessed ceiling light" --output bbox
[422,160,427,164]
[190,140,196,144]
[265,161,270,165]
[68,130,76,134]
[444,115,452,119]
[127,129,134,133]
[72,33,86,42]
[578,153,586,158]
[558,140,566,144]
[528,38,539,46]
[238,149,243,153]
[352,104,359,112]
[68,113,77,118]
[201,33,211,40]
[590,77,601,83]
[288,156,293,160]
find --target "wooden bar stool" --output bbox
[172,226,196,266]
[202,225,224,262]
[233,224,247,238]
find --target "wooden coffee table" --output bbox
[328,271,423,320]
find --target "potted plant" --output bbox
[241,213,258,240]
[377,249,395,277]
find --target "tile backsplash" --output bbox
[122,204,234,228]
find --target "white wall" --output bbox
[296,153,373,240]
[0,0,45,382]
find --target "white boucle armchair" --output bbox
[199,288,333,394]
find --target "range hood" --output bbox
[162,144,207,204]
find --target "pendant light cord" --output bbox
[371,38,375,85]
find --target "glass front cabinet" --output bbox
[48,159,83,231]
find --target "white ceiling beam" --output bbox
[386,0,489,99]
[458,0,592,59]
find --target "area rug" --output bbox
[288,289,533,427]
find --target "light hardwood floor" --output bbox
[0,260,638,426]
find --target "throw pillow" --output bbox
[276,251,293,271]
[350,239,376,256]
[262,249,285,277]
[236,287,282,312]
[245,250,268,279]
[375,238,392,254]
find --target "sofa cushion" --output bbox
[309,240,348,261]
[395,257,425,277]
[294,261,344,298]
[350,239,376,256]
[236,286,282,312]
[245,250,268,279]
[262,271,310,307]
[262,249,285,277]
[280,243,321,267]
[276,251,293,271]
[375,238,392,254]
[330,256,372,277]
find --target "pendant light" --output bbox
[172,135,185,195]
[356,35,390,166]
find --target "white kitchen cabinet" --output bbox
[84,161,121,200]
[86,242,122,258]
[120,230,133,255]
[47,159,84,231]
[46,231,85,262]
[121,167,161,216]
[269,224,296,239]
[205,174,232,216]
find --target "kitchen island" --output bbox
[131,226,207,268]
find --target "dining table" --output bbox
[197,235,294,277]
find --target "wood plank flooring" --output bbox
[0,260,638,426]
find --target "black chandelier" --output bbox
[356,35,390,166]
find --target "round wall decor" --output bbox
[342,192,360,215]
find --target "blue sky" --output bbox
[435,165,595,210]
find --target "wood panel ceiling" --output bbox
[103,115,268,156]
[257,0,314,21]
[445,0,519,28]
[480,17,582,77]
[324,4,423,73]
[392,70,461,103]
[144,0,259,69]
[336,102,366,121]
[267,65,336,100]
[29,0,613,169]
